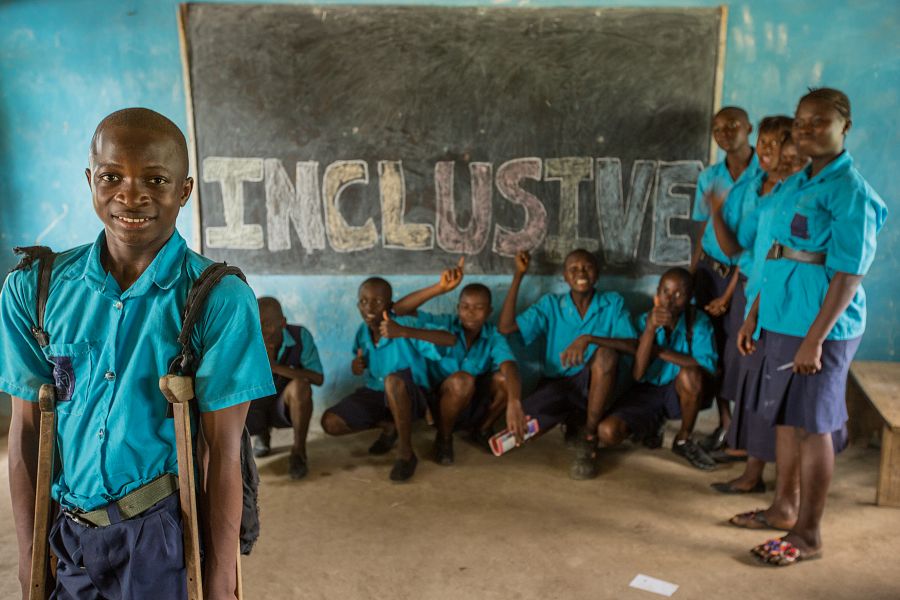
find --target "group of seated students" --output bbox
[246,87,888,568]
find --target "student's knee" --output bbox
[284,378,312,404]
[320,411,348,435]
[596,416,627,447]
[384,373,409,401]
[441,371,475,399]
[590,347,619,376]
[675,366,703,398]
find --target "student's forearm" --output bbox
[721,267,741,301]
[9,397,40,594]
[499,361,522,405]
[632,330,656,380]
[392,283,444,316]
[804,272,863,344]
[201,404,249,600]
[583,336,637,355]
[657,348,700,370]
[690,221,706,271]
[270,364,324,386]
[399,326,457,347]
[498,273,524,334]
[711,209,743,257]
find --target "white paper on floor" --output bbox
[628,574,678,597]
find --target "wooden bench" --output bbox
[847,361,900,507]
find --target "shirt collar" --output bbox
[277,327,297,362]
[799,150,852,186]
[562,290,602,322]
[69,230,187,297]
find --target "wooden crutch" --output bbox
[160,374,244,600]
[29,384,57,600]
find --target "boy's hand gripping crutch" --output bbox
[29,384,57,600]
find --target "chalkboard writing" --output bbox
[181,4,725,274]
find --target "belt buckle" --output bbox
[771,243,784,259]
[65,510,96,528]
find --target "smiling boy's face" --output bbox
[563,251,598,294]
[357,281,392,330]
[87,122,192,253]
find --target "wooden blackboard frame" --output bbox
[177,3,729,270]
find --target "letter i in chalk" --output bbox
[490,418,540,456]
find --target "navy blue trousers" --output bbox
[49,493,187,600]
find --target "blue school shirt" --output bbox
[352,314,445,390]
[758,152,888,340]
[636,310,718,386]
[692,152,760,265]
[0,231,275,511]
[416,312,516,383]
[279,325,323,374]
[727,169,778,277]
[737,183,784,316]
[516,291,637,379]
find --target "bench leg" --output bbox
[877,424,900,507]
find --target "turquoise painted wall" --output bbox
[1,0,897,417]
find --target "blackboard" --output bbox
[180,4,726,275]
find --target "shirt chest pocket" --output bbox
[42,341,96,416]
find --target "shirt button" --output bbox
[98,429,105,438]
[114,301,123,310]
[105,371,116,381]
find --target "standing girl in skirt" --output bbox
[741,88,888,565]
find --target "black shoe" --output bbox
[709,449,749,464]
[570,437,600,480]
[368,430,398,455]
[642,422,665,449]
[390,453,418,482]
[699,427,727,453]
[252,432,271,458]
[433,435,454,465]
[710,480,766,494]
[289,453,308,480]
[563,415,581,448]
[672,438,717,470]
[467,428,493,453]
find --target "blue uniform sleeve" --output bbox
[690,312,719,375]
[395,314,446,361]
[635,311,648,333]
[0,269,53,401]
[691,168,712,222]
[736,204,761,250]
[606,293,638,338]
[298,327,323,374]
[415,311,455,330]
[192,276,277,412]
[825,179,888,275]
[489,330,517,371]
[516,294,552,346]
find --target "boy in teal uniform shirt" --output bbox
[1,108,274,599]
[321,277,456,482]
[392,258,524,464]
[499,249,637,480]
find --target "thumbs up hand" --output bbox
[379,311,406,340]
[438,256,465,292]
[352,348,366,376]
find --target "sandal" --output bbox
[711,480,766,494]
[751,538,822,566]
[728,509,780,530]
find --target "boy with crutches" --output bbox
[2,108,274,599]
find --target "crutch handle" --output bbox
[29,384,57,600]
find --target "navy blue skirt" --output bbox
[720,278,749,401]
[758,330,861,434]
[725,330,775,460]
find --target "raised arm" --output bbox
[498,251,529,334]
[707,190,744,257]
[200,401,250,600]
[9,396,40,597]
[393,257,465,316]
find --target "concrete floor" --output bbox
[2,416,899,599]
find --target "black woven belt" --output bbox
[766,242,826,265]
[67,473,178,527]
[699,251,734,278]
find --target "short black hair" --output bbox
[257,296,284,321]
[799,87,851,121]
[661,267,694,297]
[359,277,392,299]
[758,115,793,143]
[91,108,189,178]
[460,283,492,304]
[564,248,600,270]
[715,106,750,123]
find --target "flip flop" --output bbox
[751,538,823,566]
[728,509,781,530]
[711,480,766,494]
